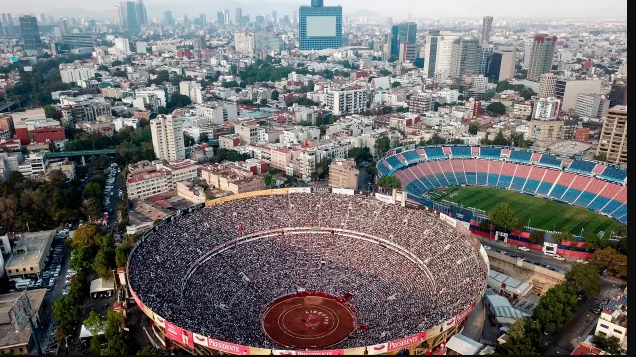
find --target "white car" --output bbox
[553,255,566,261]
[483,245,492,250]
[576,259,589,264]
[517,246,530,252]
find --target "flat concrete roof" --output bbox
[4,230,54,271]
[0,289,46,349]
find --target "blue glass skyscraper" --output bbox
[299,0,342,50]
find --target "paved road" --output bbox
[478,237,572,272]
[105,166,122,231]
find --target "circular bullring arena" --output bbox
[128,190,488,354]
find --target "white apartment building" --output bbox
[327,86,369,116]
[437,88,460,103]
[113,117,140,131]
[59,95,111,126]
[575,94,610,119]
[179,81,203,104]
[281,127,320,145]
[423,31,461,79]
[195,102,238,125]
[114,37,131,55]
[594,293,627,353]
[532,97,562,120]
[136,87,167,106]
[150,115,185,162]
[471,75,489,92]
[59,64,96,83]
[315,141,353,162]
[132,93,160,112]
[126,160,198,200]
[235,32,255,55]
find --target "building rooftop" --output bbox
[0,289,47,350]
[4,231,55,269]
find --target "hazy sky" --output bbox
[2,0,628,19]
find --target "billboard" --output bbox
[387,333,425,352]
[374,193,394,204]
[165,321,194,349]
[439,213,457,227]
[207,338,250,354]
[332,188,354,196]
[290,187,312,193]
[193,333,208,346]
[306,16,336,37]
[455,301,477,325]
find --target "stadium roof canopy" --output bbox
[485,291,529,325]
[90,278,115,294]
[446,334,483,355]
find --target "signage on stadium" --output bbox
[289,187,312,194]
[332,188,355,196]
[295,349,345,355]
[439,213,457,227]
[374,193,394,204]
[455,301,477,325]
[313,187,331,193]
[207,339,250,354]
[387,332,426,352]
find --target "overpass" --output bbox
[46,149,118,159]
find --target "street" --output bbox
[478,237,572,272]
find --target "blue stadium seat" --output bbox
[510,177,526,192]
[601,199,623,216]
[481,148,502,159]
[539,154,562,168]
[612,205,627,221]
[536,182,554,196]
[451,146,472,158]
[549,185,568,200]
[509,151,533,163]
[476,173,488,186]
[588,196,610,211]
[436,174,450,186]
[568,160,596,175]
[561,189,582,204]
[574,192,597,207]
[402,150,421,163]
[386,155,403,169]
[498,175,514,188]
[465,172,477,185]
[523,179,541,193]
[406,182,424,197]
[455,172,468,185]
[424,175,442,188]
[599,166,628,182]
[487,174,500,187]
[445,174,459,186]
[377,161,391,175]
[424,147,446,160]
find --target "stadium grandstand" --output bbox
[379,146,627,225]
[127,190,488,355]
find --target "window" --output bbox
[30,267,34,271]
[23,268,27,272]
[600,324,609,329]
[7,269,11,273]
[614,329,623,334]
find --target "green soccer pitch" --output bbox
[431,186,626,235]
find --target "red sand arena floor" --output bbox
[262,295,357,349]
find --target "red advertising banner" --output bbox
[296,349,345,355]
[192,333,208,347]
[164,321,194,349]
[442,318,456,332]
[369,343,388,355]
[387,332,426,352]
[455,301,477,325]
[207,338,250,355]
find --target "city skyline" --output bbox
[0,0,628,19]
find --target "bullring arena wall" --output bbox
[128,188,488,355]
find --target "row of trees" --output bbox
[83,310,133,355]
[496,80,537,100]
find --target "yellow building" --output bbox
[328,158,359,189]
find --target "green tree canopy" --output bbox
[84,311,106,336]
[271,90,279,100]
[533,284,579,335]
[489,202,524,231]
[468,123,479,135]
[495,317,540,355]
[137,347,167,355]
[592,247,627,278]
[68,224,102,250]
[374,136,391,158]
[70,247,94,271]
[529,231,546,244]
[378,175,402,191]
[391,81,402,88]
[53,295,82,326]
[591,334,621,355]
[492,129,508,145]
[486,102,507,115]
[566,263,601,298]
[83,182,102,201]
[93,248,117,279]
[263,173,276,189]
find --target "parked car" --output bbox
[517,246,530,252]
[553,255,566,261]
[498,250,507,255]
[576,259,589,264]
[483,245,492,250]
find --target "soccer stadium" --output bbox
[377,146,628,231]
[127,189,489,355]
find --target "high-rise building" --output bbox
[481,16,493,43]
[538,73,558,98]
[608,82,627,107]
[113,6,121,25]
[478,43,493,75]
[199,13,206,25]
[327,86,368,115]
[450,36,480,79]
[119,1,139,31]
[163,11,173,25]
[235,8,243,24]
[575,94,610,119]
[19,15,42,56]
[554,79,603,111]
[328,158,359,189]
[223,9,230,25]
[151,115,186,162]
[179,81,203,104]
[234,32,255,55]
[299,0,342,50]
[389,22,416,58]
[255,16,265,25]
[216,12,225,25]
[485,50,516,82]
[136,0,147,26]
[423,30,460,78]
[532,97,562,120]
[596,106,627,167]
[272,11,278,25]
[398,43,418,63]
[527,34,557,81]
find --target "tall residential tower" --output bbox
[527,34,557,81]
[481,16,493,43]
[299,0,342,50]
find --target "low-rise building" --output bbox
[0,289,47,355]
[59,95,111,126]
[126,160,198,200]
[219,134,242,149]
[594,293,627,353]
[200,165,264,194]
[328,158,359,189]
[4,231,55,277]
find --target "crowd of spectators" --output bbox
[128,193,488,349]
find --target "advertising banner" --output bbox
[164,321,194,349]
[439,213,457,227]
[313,187,332,193]
[332,188,355,196]
[273,350,296,355]
[141,305,154,322]
[442,318,456,332]
[368,343,388,355]
[207,338,250,354]
[153,313,165,329]
[249,347,271,355]
[426,324,443,341]
[374,193,394,204]
[296,349,345,355]
[192,333,208,347]
[455,301,477,325]
[289,187,312,194]
[344,347,368,355]
[387,333,425,352]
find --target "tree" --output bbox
[271,90,279,100]
[84,311,106,336]
[170,94,192,108]
[593,153,608,162]
[529,231,545,244]
[315,159,332,179]
[378,175,402,191]
[44,104,57,118]
[391,81,402,88]
[374,136,391,158]
[592,247,627,278]
[495,317,540,355]
[479,220,490,232]
[591,334,622,355]
[115,244,131,267]
[112,60,123,66]
[70,247,94,271]
[68,224,102,250]
[482,89,497,101]
[93,248,116,279]
[366,165,378,177]
[486,102,507,115]
[137,347,167,355]
[492,129,508,145]
[553,232,574,244]
[533,284,579,335]
[183,133,196,147]
[468,123,479,135]
[263,173,276,188]
[83,182,102,201]
[566,263,601,298]
[53,295,82,326]
[489,203,521,231]
[618,237,627,255]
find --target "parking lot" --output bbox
[102,164,122,230]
